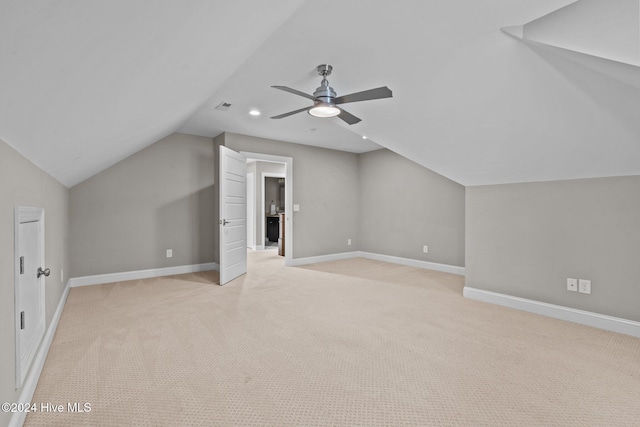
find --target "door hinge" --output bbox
[20,311,25,330]
[20,256,24,274]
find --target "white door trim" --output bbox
[14,206,46,388]
[241,152,293,266]
[246,172,255,250]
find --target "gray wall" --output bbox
[466,176,640,322]
[0,138,69,427]
[69,131,465,272]
[70,133,215,277]
[359,149,465,267]
[224,132,360,259]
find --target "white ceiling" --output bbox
[3,0,640,187]
[0,0,304,187]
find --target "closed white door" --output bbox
[15,207,46,387]
[219,146,247,285]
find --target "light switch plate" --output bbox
[293,204,300,212]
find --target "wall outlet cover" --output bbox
[423,245,428,254]
[567,278,578,292]
[347,239,352,246]
[578,279,591,294]
[293,204,300,212]
[166,249,173,258]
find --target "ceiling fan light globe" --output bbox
[308,104,340,118]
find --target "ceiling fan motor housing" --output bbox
[313,64,336,105]
[313,78,336,104]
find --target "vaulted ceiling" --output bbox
[2,0,639,187]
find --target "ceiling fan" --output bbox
[270,64,392,125]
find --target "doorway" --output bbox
[262,174,285,250]
[242,152,293,266]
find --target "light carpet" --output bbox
[26,250,640,426]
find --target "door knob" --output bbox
[219,219,230,225]
[37,267,50,278]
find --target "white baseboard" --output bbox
[9,280,70,427]
[289,251,360,266]
[289,251,465,276]
[69,262,219,288]
[254,245,265,251]
[358,252,465,276]
[463,287,640,338]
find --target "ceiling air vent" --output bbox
[215,102,232,111]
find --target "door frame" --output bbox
[14,206,46,388]
[246,171,255,250]
[241,152,293,266]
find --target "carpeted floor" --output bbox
[26,250,640,426]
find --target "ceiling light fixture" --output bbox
[249,109,261,116]
[308,102,340,118]
[362,135,367,139]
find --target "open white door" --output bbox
[219,146,247,285]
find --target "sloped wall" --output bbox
[358,149,465,268]
[69,133,215,277]
[0,138,69,427]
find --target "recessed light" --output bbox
[362,135,367,139]
[249,109,261,116]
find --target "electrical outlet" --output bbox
[567,278,577,292]
[423,245,428,254]
[578,279,591,294]
[166,249,173,258]
[347,239,352,246]
[293,204,300,212]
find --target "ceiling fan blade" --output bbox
[271,106,311,119]
[271,85,316,101]
[334,86,393,105]
[337,108,361,125]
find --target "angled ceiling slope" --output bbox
[481,0,640,186]
[4,1,640,187]
[181,0,640,186]
[503,0,640,86]
[0,0,304,187]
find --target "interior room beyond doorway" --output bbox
[245,157,289,259]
